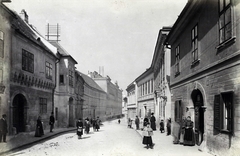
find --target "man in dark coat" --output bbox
[0,114,8,142]
[150,113,156,131]
[49,112,55,132]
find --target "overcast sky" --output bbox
[6,0,187,95]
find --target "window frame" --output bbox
[218,0,232,45]
[39,97,47,114]
[69,70,73,87]
[22,49,34,73]
[214,91,234,134]
[175,45,180,76]
[45,61,53,80]
[191,24,199,64]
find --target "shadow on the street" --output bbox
[81,136,91,139]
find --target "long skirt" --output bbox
[77,128,83,136]
[151,122,156,130]
[183,128,195,146]
[142,136,153,146]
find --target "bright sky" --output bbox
[5,0,187,95]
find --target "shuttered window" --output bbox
[214,91,233,134]
[174,100,182,123]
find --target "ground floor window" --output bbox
[39,98,47,114]
[214,91,233,134]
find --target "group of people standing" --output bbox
[76,117,101,139]
[173,116,195,146]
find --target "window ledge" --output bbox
[175,72,180,77]
[191,59,200,68]
[216,37,236,51]
[220,129,232,134]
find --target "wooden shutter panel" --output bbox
[214,94,223,134]
[175,101,178,122]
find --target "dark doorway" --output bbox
[12,94,27,133]
[69,97,74,127]
[191,89,204,146]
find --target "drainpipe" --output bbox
[53,59,60,113]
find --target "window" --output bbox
[0,31,3,58]
[214,91,233,134]
[175,46,180,76]
[191,25,198,63]
[219,0,232,44]
[39,98,47,114]
[69,70,73,86]
[22,49,34,73]
[60,75,64,84]
[45,62,52,80]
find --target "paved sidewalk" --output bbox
[0,127,76,155]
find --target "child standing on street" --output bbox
[142,122,154,149]
[160,119,165,133]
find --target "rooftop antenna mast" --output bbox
[45,23,61,42]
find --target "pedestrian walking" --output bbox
[35,116,44,137]
[142,122,154,149]
[95,117,101,131]
[76,118,83,139]
[0,114,8,142]
[150,113,156,131]
[127,118,132,128]
[166,118,171,136]
[49,112,55,132]
[92,118,96,131]
[118,118,121,124]
[183,116,195,146]
[85,118,90,134]
[135,116,140,130]
[159,119,165,133]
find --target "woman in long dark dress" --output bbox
[150,113,156,131]
[142,122,154,149]
[76,118,83,139]
[183,116,195,146]
[35,116,44,137]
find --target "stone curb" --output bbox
[0,128,76,156]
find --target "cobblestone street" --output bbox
[6,119,212,156]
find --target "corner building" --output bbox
[166,0,240,155]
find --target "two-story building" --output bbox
[135,68,155,121]
[76,71,107,121]
[166,0,240,155]
[88,71,122,120]
[126,81,137,120]
[0,3,58,134]
[50,41,78,128]
[151,27,172,125]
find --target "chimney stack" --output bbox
[20,9,29,23]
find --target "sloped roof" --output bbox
[50,41,78,64]
[76,71,105,92]
[9,8,58,57]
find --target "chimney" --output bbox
[20,9,29,23]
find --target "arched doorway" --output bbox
[191,89,204,146]
[12,94,27,133]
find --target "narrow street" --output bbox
[7,119,212,156]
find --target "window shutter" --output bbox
[175,101,178,122]
[214,94,222,133]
